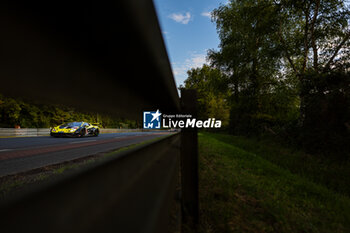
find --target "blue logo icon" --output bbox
[143,110,162,129]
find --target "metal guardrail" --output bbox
[0,0,199,232]
[0,128,51,137]
[0,133,181,233]
[0,128,154,137]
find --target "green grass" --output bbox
[198,132,350,233]
[206,133,350,195]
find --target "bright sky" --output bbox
[153,0,227,88]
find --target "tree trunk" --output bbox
[233,75,239,103]
[310,0,320,71]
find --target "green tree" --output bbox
[275,0,350,76]
[209,0,283,101]
[0,98,22,127]
[275,0,350,139]
[209,0,299,134]
[184,65,230,127]
[206,0,350,156]
[0,93,139,129]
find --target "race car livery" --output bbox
[50,122,100,137]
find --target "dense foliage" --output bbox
[299,71,350,155]
[183,0,350,157]
[0,94,137,128]
[181,65,230,127]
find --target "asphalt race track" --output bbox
[0,132,172,177]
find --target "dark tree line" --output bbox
[183,0,350,157]
[0,94,137,129]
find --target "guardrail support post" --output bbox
[180,89,199,232]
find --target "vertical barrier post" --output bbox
[180,89,199,232]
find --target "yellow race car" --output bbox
[50,121,100,137]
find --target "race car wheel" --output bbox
[94,129,99,137]
[79,129,86,137]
